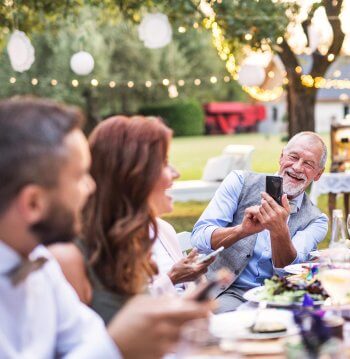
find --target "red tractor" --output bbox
[204,102,266,134]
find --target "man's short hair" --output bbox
[0,97,84,215]
[285,131,327,168]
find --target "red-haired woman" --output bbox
[49,116,211,324]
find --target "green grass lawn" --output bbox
[169,133,331,180]
[165,132,334,249]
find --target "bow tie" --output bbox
[289,198,299,214]
[8,257,48,286]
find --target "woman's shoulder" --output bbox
[48,242,92,304]
[156,218,177,236]
[48,242,85,268]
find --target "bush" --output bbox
[139,99,205,136]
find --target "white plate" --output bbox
[242,286,324,307]
[284,262,319,275]
[210,309,299,340]
[309,250,320,259]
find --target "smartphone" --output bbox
[196,246,224,264]
[266,175,283,205]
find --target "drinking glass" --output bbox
[177,318,239,358]
[347,214,350,238]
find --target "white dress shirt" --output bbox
[151,218,186,295]
[0,240,121,359]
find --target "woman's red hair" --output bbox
[83,115,172,295]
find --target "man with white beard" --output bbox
[191,132,328,313]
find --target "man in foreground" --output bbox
[0,97,209,358]
[191,132,328,312]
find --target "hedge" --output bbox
[139,99,205,136]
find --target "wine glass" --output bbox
[347,214,350,238]
[177,318,239,358]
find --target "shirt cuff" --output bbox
[273,252,299,276]
[202,225,219,253]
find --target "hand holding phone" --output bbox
[196,246,224,264]
[266,175,283,205]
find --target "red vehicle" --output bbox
[204,102,266,134]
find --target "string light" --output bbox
[295,66,302,74]
[327,53,335,62]
[244,33,253,41]
[91,79,99,87]
[127,81,134,88]
[224,76,230,82]
[178,79,185,86]
[210,76,218,83]
[31,78,38,86]
[50,79,58,86]
[267,71,275,79]
[162,78,170,86]
[109,81,116,88]
[193,22,199,29]
[194,79,201,86]
[145,80,152,88]
[72,79,79,87]
[178,26,186,33]
[242,86,284,102]
[9,77,16,84]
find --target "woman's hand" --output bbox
[168,248,215,285]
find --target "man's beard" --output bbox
[30,200,79,246]
[280,170,308,198]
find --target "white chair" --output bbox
[201,155,233,182]
[222,144,255,171]
[177,231,192,255]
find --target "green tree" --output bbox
[0,4,245,132]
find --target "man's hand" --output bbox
[256,192,296,267]
[240,205,264,237]
[108,295,211,359]
[255,192,290,234]
[168,248,215,285]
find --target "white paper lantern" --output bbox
[70,51,94,76]
[238,65,266,87]
[7,30,35,72]
[138,13,172,49]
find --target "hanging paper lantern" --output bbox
[138,13,172,49]
[237,65,266,87]
[7,30,35,72]
[70,51,94,76]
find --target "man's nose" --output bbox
[292,159,304,171]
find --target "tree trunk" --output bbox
[287,85,317,138]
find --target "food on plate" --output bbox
[251,320,287,334]
[258,276,328,304]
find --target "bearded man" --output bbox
[191,132,328,313]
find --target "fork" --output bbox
[250,300,267,331]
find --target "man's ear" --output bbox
[313,167,325,182]
[15,185,50,225]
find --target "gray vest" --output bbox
[207,171,322,298]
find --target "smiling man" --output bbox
[191,132,328,313]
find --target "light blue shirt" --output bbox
[0,241,121,359]
[191,171,328,289]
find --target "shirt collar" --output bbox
[0,241,51,275]
[0,240,23,274]
[291,192,304,212]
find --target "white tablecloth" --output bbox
[310,172,350,204]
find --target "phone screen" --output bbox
[266,175,283,205]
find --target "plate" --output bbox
[210,309,299,340]
[242,286,324,307]
[309,250,320,259]
[284,262,319,275]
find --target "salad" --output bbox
[258,276,328,304]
